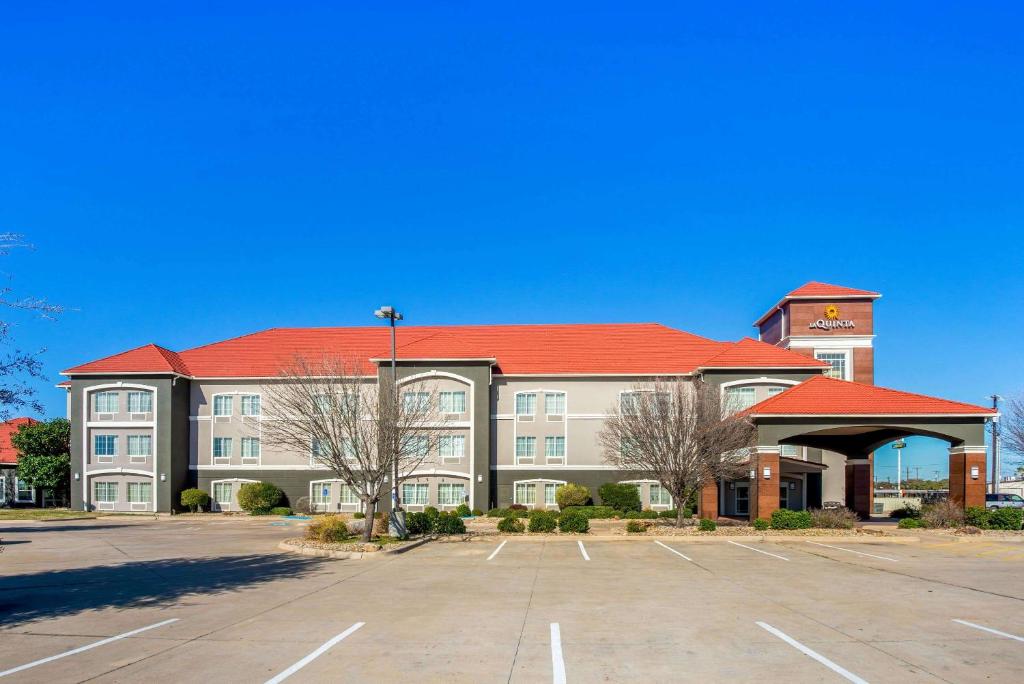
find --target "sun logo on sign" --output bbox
[824,304,840,320]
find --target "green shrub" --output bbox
[624,510,659,520]
[305,515,351,542]
[486,508,508,518]
[988,507,1024,530]
[809,507,857,529]
[472,508,484,517]
[597,483,642,513]
[890,504,921,520]
[964,506,990,529]
[527,510,558,533]
[424,505,440,527]
[237,482,283,514]
[658,508,679,519]
[558,509,590,533]
[555,483,591,509]
[698,518,717,532]
[497,516,525,533]
[770,509,812,530]
[353,512,365,519]
[455,503,472,517]
[625,520,648,534]
[406,511,432,535]
[270,506,293,516]
[180,488,210,513]
[753,518,770,531]
[921,500,964,529]
[561,505,618,519]
[434,511,466,535]
[898,517,923,529]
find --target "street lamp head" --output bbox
[374,306,404,322]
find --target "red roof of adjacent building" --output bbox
[62,323,829,378]
[785,282,881,299]
[744,376,994,417]
[0,417,38,464]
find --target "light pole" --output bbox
[892,440,906,498]
[374,305,403,530]
[990,395,1002,494]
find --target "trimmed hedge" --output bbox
[434,511,466,535]
[770,509,812,530]
[270,506,293,516]
[497,516,526,533]
[560,505,618,519]
[597,483,642,513]
[180,488,209,513]
[989,507,1024,530]
[406,511,432,535]
[528,510,558,533]
[237,482,283,514]
[753,518,770,531]
[624,510,659,520]
[455,503,472,517]
[555,483,591,509]
[558,509,590,533]
[698,518,717,532]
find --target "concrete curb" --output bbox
[279,536,431,559]
[463,533,919,544]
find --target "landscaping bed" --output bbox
[281,536,427,555]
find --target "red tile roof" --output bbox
[0,417,38,464]
[62,324,830,378]
[744,376,994,417]
[785,282,881,299]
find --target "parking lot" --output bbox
[1,518,1022,683]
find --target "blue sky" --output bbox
[1,3,1022,478]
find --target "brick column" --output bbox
[845,454,873,519]
[699,480,719,520]
[752,448,780,521]
[949,447,987,509]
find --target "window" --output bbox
[241,437,261,460]
[313,394,333,413]
[16,478,34,503]
[127,482,152,504]
[437,483,465,506]
[312,483,331,507]
[780,445,800,457]
[815,351,849,380]
[94,391,119,413]
[402,392,430,412]
[213,482,232,505]
[439,391,466,414]
[544,483,558,506]
[515,393,536,416]
[94,434,118,459]
[340,484,359,505]
[545,436,565,464]
[403,435,429,459]
[0,476,5,504]
[515,436,536,463]
[342,438,357,460]
[403,483,429,505]
[544,393,565,416]
[767,386,785,397]
[650,483,671,507]
[127,435,151,461]
[213,437,233,459]
[438,435,465,462]
[127,391,153,413]
[213,395,233,416]
[241,395,261,416]
[515,482,537,505]
[94,481,117,503]
[620,392,638,415]
[622,391,670,415]
[723,387,757,414]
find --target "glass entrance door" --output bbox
[735,483,749,516]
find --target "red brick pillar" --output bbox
[949,447,986,509]
[699,480,719,520]
[845,454,874,519]
[752,448,780,521]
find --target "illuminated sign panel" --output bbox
[808,304,856,331]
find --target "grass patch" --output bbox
[0,509,99,521]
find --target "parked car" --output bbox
[985,493,1024,510]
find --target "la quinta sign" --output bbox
[809,303,856,330]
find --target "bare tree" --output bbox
[1005,396,1024,470]
[598,378,754,526]
[260,355,449,541]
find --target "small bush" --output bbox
[770,509,812,530]
[555,483,591,509]
[625,520,648,534]
[810,507,857,529]
[509,503,527,511]
[434,511,466,535]
[898,517,923,529]
[406,511,432,535]
[698,518,717,532]
[558,509,590,533]
[890,504,921,520]
[753,518,770,531]
[472,508,483,517]
[963,506,990,529]
[497,516,525,533]
[486,508,508,518]
[561,505,618,519]
[455,503,472,517]
[237,482,283,514]
[270,506,293,516]
[988,507,1023,530]
[306,515,351,542]
[353,512,366,519]
[658,508,681,519]
[180,488,210,513]
[424,506,441,528]
[922,500,965,529]
[527,510,558,533]
[597,482,642,513]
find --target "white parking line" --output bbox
[550,623,566,684]
[756,622,868,684]
[654,540,693,562]
[264,622,364,684]
[728,540,789,561]
[0,618,179,678]
[806,541,898,562]
[487,540,507,561]
[953,619,1024,642]
[577,540,590,561]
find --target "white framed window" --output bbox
[650,483,671,507]
[127,481,152,504]
[340,484,359,505]
[544,393,565,416]
[127,435,152,461]
[94,434,117,462]
[94,391,119,414]
[439,391,466,414]
[213,395,233,416]
[403,483,429,506]
[545,436,565,464]
[240,395,261,416]
[342,438,357,460]
[403,435,429,459]
[438,482,466,507]
[544,483,558,506]
[815,351,850,380]
[515,436,536,464]
[312,483,331,508]
[213,437,233,460]
[241,437,261,461]
[402,392,430,412]
[723,387,757,414]
[620,392,640,415]
[126,391,153,413]
[15,477,35,503]
[311,438,331,461]
[780,444,800,457]
[0,475,5,504]
[767,386,785,397]
[213,482,232,505]
[439,435,465,462]
[515,482,537,505]
[515,393,537,417]
[94,481,117,504]
[313,394,333,413]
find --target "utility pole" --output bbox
[991,395,1001,494]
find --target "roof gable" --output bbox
[0,417,39,464]
[697,337,828,370]
[63,344,189,376]
[786,281,881,298]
